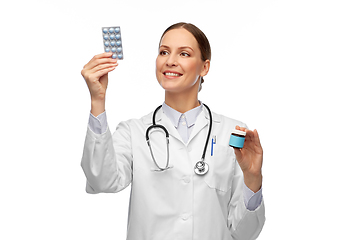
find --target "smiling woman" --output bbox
[80,22,265,240]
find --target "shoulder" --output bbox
[115,111,153,130]
[211,110,248,129]
[208,110,248,147]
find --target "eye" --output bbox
[159,50,169,56]
[180,52,190,57]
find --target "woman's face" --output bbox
[156,28,209,94]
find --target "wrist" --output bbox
[243,172,262,193]
[91,99,105,117]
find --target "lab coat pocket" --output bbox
[204,145,235,193]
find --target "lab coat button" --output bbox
[181,213,191,221]
[183,177,190,183]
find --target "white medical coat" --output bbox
[81,106,265,240]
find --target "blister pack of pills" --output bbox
[102,26,123,60]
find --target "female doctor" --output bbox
[81,22,265,240]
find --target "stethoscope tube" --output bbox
[145,105,171,171]
[201,104,212,161]
[146,103,212,175]
[194,103,212,175]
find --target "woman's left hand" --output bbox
[233,126,263,192]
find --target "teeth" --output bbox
[165,72,180,77]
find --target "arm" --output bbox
[228,126,265,239]
[228,163,265,240]
[81,53,132,193]
[81,121,133,193]
[81,52,118,116]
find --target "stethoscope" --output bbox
[146,104,212,176]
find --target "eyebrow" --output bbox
[159,45,194,52]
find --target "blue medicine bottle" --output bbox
[229,129,246,149]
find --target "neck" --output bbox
[165,91,200,113]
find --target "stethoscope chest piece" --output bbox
[194,161,209,175]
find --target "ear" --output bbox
[200,60,210,77]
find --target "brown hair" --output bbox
[159,22,211,62]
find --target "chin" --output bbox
[157,75,198,93]
[160,83,181,93]
[157,77,179,91]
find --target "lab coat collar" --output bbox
[187,104,221,143]
[143,104,221,145]
[162,102,203,129]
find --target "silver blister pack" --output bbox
[102,26,123,60]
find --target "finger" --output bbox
[245,129,263,156]
[86,57,117,71]
[93,52,113,60]
[233,147,242,160]
[247,129,260,146]
[88,52,113,65]
[243,129,257,151]
[84,53,116,70]
[245,129,255,142]
[235,125,247,132]
[84,62,117,79]
[88,65,117,82]
[253,129,263,149]
[91,62,118,73]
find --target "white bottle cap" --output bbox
[231,129,246,136]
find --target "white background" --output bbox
[1,0,359,239]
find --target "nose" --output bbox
[165,53,178,67]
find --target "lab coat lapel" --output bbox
[157,108,183,143]
[187,107,208,144]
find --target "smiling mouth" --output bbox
[164,72,183,77]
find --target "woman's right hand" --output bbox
[81,52,118,115]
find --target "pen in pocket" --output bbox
[211,135,216,156]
